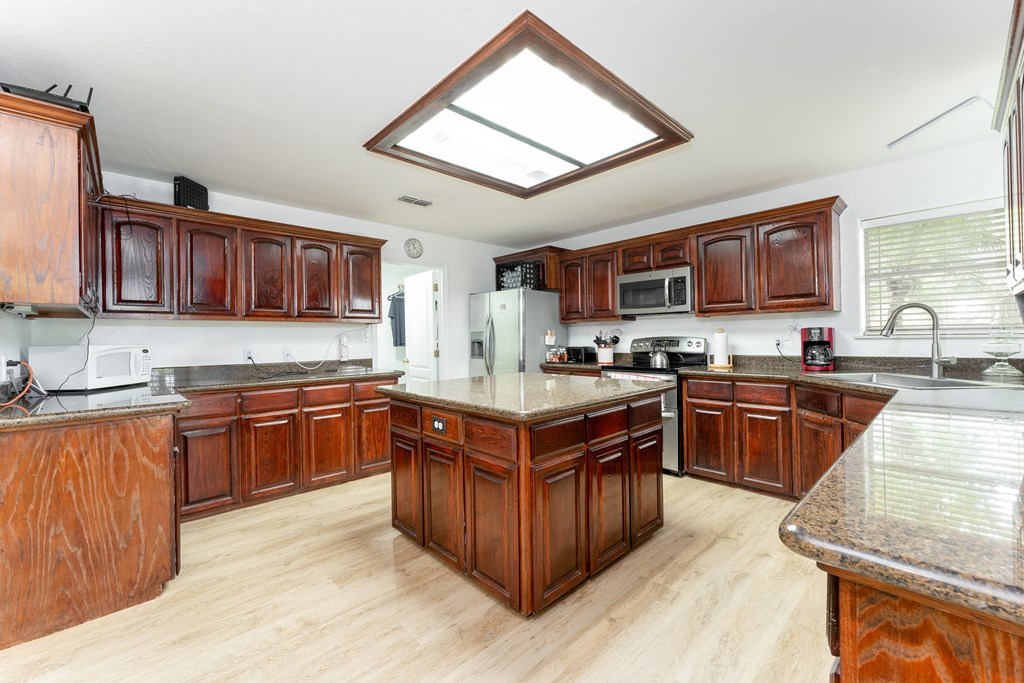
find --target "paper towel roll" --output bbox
[713,328,729,366]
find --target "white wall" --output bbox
[0,314,29,367]
[555,138,1006,359]
[29,172,504,376]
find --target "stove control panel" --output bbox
[629,336,705,353]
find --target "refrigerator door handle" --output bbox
[484,314,495,375]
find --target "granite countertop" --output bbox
[149,360,403,394]
[779,385,1024,628]
[377,372,672,422]
[0,385,189,430]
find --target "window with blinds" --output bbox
[862,206,1022,334]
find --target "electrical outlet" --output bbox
[363,328,370,342]
[282,347,293,361]
[243,348,254,362]
[775,338,782,347]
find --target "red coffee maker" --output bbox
[801,327,835,372]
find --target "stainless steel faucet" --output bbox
[880,302,957,378]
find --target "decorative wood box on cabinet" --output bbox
[94,198,385,323]
[493,245,568,290]
[0,92,102,313]
[175,377,397,520]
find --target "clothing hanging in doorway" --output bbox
[387,287,405,347]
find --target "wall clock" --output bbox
[404,238,423,259]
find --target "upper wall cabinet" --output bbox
[92,198,386,323]
[696,227,756,314]
[178,221,237,316]
[0,93,102,313]
[558,249,627,323]
[101,210,175,313]
[619,236,691,274]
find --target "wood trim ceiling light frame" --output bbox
[364,11,693,199]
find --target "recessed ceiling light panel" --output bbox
[365,11,693,199]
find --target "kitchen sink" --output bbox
[828,372,1014,390]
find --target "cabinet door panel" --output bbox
[630,427,664,546]
[587,251,618,319]
[423,440,463,570]
[735,403,793,495]
[588,438,630,575]
[684,397,734,481]
[303,403,353,486]
[620,244,654,273]
[177,416,239,516]
[243,230,292,317]
[341,244,381,319]
[696,227,755,314]
[757,212,830,310]
[559,256,587,322]
[296,238,339,318]
[178,221,237,315]
[102,210,174,313]
[653,237,691,268]
[531,450,587,613]
[391,430,422,542]
[241,410,300,500]
[465,452,519,609]
[796,409,842,498]
[355,398,391,475]
[843,421,867,450]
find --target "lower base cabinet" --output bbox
[464,452,520,608]
[531,449,588,612]
[630,426,664,545]
[588,437,631,575]
[423,439,464,569]
[684,397,734,481]
[735,403,792,495]
[175,377,397,520]
[795,409,842,498]
[390,429,423,541]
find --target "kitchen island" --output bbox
[780,386,1024,681]
[376,372,672,615]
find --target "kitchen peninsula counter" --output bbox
[378,372,672,615]
[150,360,402,394]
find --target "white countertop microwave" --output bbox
[28,345,153,392]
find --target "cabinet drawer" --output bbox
[465,418,517,461]
[532,415,586,460]
[686,379,733,401]
[843,393,888,425]
[421,407,463,444]
[355,379,396,401]
[179,392,238,419]
[795,385,841,417]
[240,388,300,413]
[390,400,421,431]
[734,382,789,406]
[629,397,663,430]
[301,383,352,407]
[586,405,628,443]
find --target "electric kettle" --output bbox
[651,343,670,368]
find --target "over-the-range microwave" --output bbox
[28,345,152,392]
[616,266,693,316]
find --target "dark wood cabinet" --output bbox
[178,221,237,315]
[0,93,101,311]
[531,449,588,613]
[390,429,423,542]
[843,421,866,449]
[587,437,631,575]
[241,409,301,501]
[176,416,239,516]
[586,250,618,319]
[302,403,353,486]
[355,397,391,476]
[629,427,664,546]
[423,439,464,570]
[756,212,831,310]
[696,226,756,314]
[101,209,175,313]
[464,451,519,609]
[559,255,587,322]
[242,230,293,317]
[735,403,793,495]
[684,397,734,481]
[620,244,654,273]
[295,238,338,318]
[341,244,381,320]
[795,408,843,498]
[653,236,691,268]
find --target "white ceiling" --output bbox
[2,1,1012,247]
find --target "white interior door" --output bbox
[403,270,438,391]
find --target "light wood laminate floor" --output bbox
[0,475,832,682]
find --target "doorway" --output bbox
[375,262,443,390]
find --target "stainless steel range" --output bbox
[601,336,707,476]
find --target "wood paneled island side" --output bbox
[376,372,672,615]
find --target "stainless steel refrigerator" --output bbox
[469,289,566,376]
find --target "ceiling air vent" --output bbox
[397,195,434,207]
